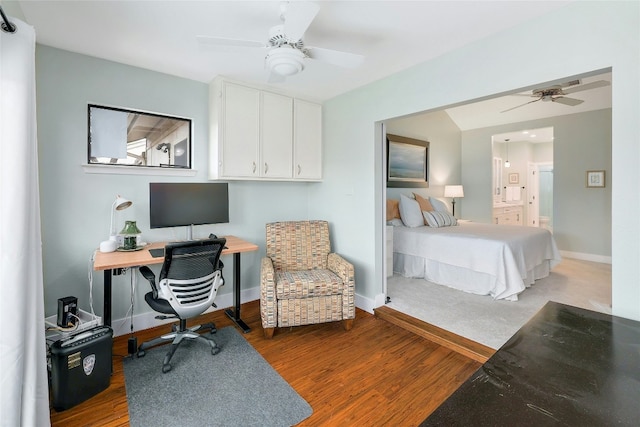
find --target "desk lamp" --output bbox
[444,185,464,217]
[99,195,132,252]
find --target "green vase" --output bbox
[120,220,141,250]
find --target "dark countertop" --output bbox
[422,301,640,426]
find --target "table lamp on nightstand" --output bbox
[99,195,132,253]
[444,185,464,217]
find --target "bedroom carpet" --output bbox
[386,257,611,349]
[123,326,312,427]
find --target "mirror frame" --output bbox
[87,104,192,170]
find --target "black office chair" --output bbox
[137,237,226,373]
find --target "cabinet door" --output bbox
[293,99,322,180]
[222,83,260,177]
[261,92,293,178]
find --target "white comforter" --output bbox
[393,222,561,300]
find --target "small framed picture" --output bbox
[586,170,605,188]
[508,173,519,184]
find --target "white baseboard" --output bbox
[111,287,260,337]
[355,292,385,314]
[560,250,612,264]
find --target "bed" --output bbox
[392,220,561,301]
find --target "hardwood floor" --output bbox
[50,300,481,426]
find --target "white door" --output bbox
[527,162,540,227]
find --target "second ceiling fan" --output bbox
[501,79,610,113]
[197,1,364,82]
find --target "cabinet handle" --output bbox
[297,165,301,175]
[264,162,268,174]
[252,162,256,174]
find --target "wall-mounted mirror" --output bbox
[88,104,192,169]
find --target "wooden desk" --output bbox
[94,235,259,333]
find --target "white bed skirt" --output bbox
[393,253,551,301]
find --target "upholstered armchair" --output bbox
[260,220,355,338]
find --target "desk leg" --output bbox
[225,252,251,333]
[104,270,112,327]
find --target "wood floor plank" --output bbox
[50,300,481,426]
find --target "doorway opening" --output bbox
[491,127,553,228]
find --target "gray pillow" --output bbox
[399,194,424,227]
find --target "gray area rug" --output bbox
[123,326,312,427]
[387,257,611,349]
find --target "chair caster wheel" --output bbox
[211,347,220,355]
[162,364,172,373]
[137,350,145,358]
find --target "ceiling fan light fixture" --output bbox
[266,46,305,76]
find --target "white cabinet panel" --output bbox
[294,99,322,180]
[493,205,523,225]
[221,82,260,178]
[261,92,293,178]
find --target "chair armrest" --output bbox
[260,257,277,329]
[138,265,159,299]
[328,253,355,320]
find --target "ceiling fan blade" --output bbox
[562,80,610,94]
[552,96,583,106]
[500,98,541,113]
[283,1,320,41]
[306,46,364,69]
[197,35,266,49]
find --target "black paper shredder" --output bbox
[49,325,113,411]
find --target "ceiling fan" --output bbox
[501,79,610,113]
[197,1,364,82]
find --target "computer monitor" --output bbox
[149,182,229,239]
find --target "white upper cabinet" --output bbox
[294,99,322,180]
[261,92,293,178]
[219,82,260,178]
[209,78,322,181]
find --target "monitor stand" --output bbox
[186,224,194,241]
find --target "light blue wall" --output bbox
[462,109,612,257]
[319,1,639,319]
[36,46,311,320]
[0,0,25,20]
[385,110,462,215]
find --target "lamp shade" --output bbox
[109,195,133,238]
[114,195,132,211]
[444,185,464,198]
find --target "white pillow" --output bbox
[399,194,424,227]
[423,210,458,228]
[387,218,404,227]
[429,197,450,213]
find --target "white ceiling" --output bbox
[18,0,573,103]
[16,1,611,130]
[445,71,612,131]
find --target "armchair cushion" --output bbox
[275,269,343,299]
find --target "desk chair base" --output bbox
[137,319,220,373]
